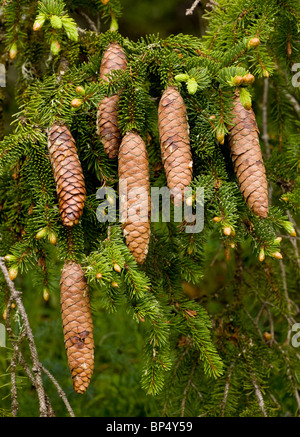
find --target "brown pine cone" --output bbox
[158,86,193,206]
[97,42,127,159]
[60,261,94,394]
[118,132,150,264]
[48,123,86,227]
[227,94,269,218]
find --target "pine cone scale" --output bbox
[48,123,86,227]
[97,43,127,159]
[60,262,94,394]
[228,95,268,218]
[118,132,150,264]
[158,86,192,206]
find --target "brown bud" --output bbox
[43,288,50,302]
[233,75,244,86]
[71,98,83,108]
[96,273,102,279]
[223,226,232,236]
[49,232,57,245]
[113,263,121,273]
[9,268,18,281]
[111,281,119,288]
[213,217,222,223]
[248,37,260,48]
[243,74,255,85]
[264,332,272,341]
[271,251,283,260]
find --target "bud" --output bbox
[248,37,260,49]
[111,281,119,288]
[101,0,111,3]
[3,309,7,320]
[263,332,272,341]
[9,43,18,60]
[33,14,46,31]
[4,254,16,262]
[186,78,198,95]
[262,69,269,78]
[271,251,283,260]
[11,302,16,309]
[223,226,232,236]
[96,272,102,279]
[242,73,255,85]
[209,115,216,120]
[186,196,193,207]
[113,263,121,273]
[43,288,50,302]
[216,128,225,145]
[281,221,296,237]
[175,73,189,83]
[240,88,252,110]
[50,15,63,29]
[75,86,85,96]
[110,14,119,32]
[233,75,244,86]
[36,228,47,240]
[49,232,57,245]
[213,216,222,223]
[281,196,288,202]
[258,248,265,262]
[50,41,61,56]
[71,98,83,108]
[274,237,282,244]
[230,243,235,249]
[9,268,18,281]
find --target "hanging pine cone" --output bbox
[60,261,94,394]
[158,86,193,206]
[97,42,127,159]
[227,94,269,218]
[118,131,150,264]
[48,123,86,227]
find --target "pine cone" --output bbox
[158,86,193,206]
[48,123,86,227]
[228,95,269,218]
[118,132,150,264]
[97,42,127,159]
[60,261,94,394]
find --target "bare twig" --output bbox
[220,360,236,416]
[0,257,74,417]
[78,10,98,33]
[181,360,197,417]
[40,365,75,417]
[186,0,201,15]
[251,372,268,417]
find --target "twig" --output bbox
[0,258,48,416]
[78,10,98,33]
[220,360,236,416]
[40,365,75,417]
[261,77,273,206]
[181,360,197,417]
[17,354,55,417]
[251,372,268,417]
[186,0,201,15]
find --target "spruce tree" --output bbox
[0,0,299,417]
